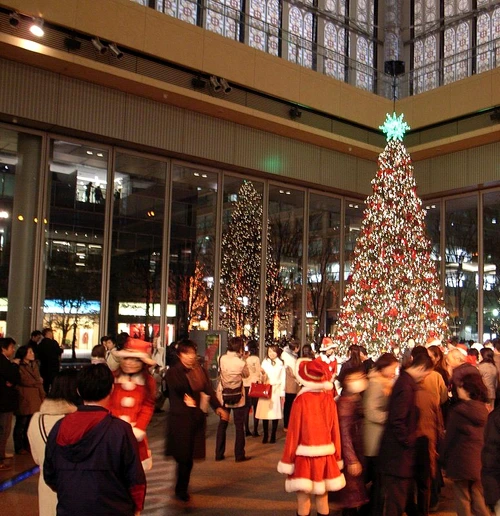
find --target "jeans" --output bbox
[216,406,246,460]
[0,411,13,461]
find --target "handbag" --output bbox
[248,382,272,399]
[222,385,243,406]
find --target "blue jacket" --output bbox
[44,405,146,515]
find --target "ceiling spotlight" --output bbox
[29,18,44,37]
[191,76,206,89]
[219,77,232,94]
[289,106,302,120]
[209,75,222,93]
[64,36,81,51]
[108,42,123,59]
[9,12,20,27]
[91,37,107,55]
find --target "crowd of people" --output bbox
[2,328,500,516]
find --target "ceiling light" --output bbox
[194,172,200,177]
[29,18,44,37]
[91,37,107,55]
[108,42,123,59]
[97,152,104,157]
[202,174,207,178]
[86,150,93,155]
[9,12,20,27]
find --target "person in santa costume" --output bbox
[277,357,346,516]
[319,337,339,396]
[109,337,157,471]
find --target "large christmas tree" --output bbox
[220,180,283,339]
[332,113,448,355]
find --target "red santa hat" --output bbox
[295,358,334,391]
[114,338,157,366]
[319,336,337,352]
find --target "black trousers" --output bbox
[283,393,296,429]
[13,414,32,453]
[381,474,413,516]
[216,405,246,460]
[175,459,193,496]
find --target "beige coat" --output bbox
[16,362,45,415]
[28,399,77,516]
[363,370,394,457]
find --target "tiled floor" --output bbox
[0,408,458,516]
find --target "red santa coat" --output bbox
[277,387,345,495]
[109,370,156,470]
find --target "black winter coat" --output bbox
[378,370,419,478]
[442,399,488,481]
[0,353,20,412]
[165,362,221,462]
[482,405,500,505]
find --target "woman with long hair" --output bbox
[243,340,262,437]
[256,343,286,444]
[14,345,45,455]
[28,368,80,516]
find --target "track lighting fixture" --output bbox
[64,37,81,51]
[209,75,222,93]
[29,18,44,37]
[219,77,232,95]
[191,76,206,89]
[289,106,302,120]
[9,11,20,27]
[108,42,123,59]
[91,37,107,55]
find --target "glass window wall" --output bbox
[168,164,218,342]
[220,177,264,339]
[108,153,167,344]
[482,191,500,341]
[43,139,107,353]
[424,200,442,280]
[445,196,478,341]
[1,129,42,342]
[267,185,304,342]
[306,193,341,343]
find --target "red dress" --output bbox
[109,369,156,470]
[277,388,346,494]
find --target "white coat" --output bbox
[256,357,286,420]
[27,399,77,516]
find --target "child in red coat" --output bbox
[109,337,157,471]
[278,358,345,516]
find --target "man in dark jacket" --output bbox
[482,403,500,513]
[378,352,434,516]
[38,328,63,394]
[0,337,20,470]
[44,364,146,515]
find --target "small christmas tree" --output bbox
[220,180,283,338]
[333,113,448,356]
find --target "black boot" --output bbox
[262,420,269,444]
[269,420,278,443]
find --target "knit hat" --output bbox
[319,336,337,352]
[295,358,333,391]
[114,338,157,366]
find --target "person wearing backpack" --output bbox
[215,337,250,462]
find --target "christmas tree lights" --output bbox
[220,180,283,338]
[332,113,449,355]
